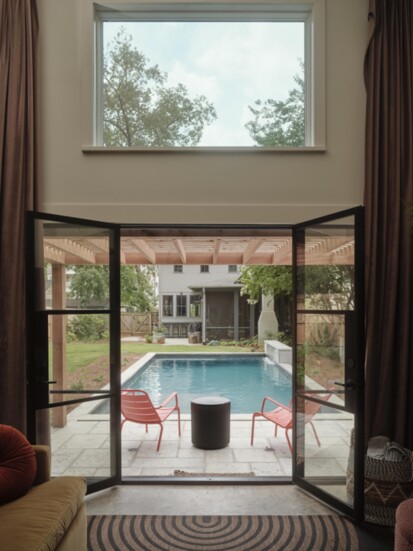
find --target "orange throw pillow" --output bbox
[0,425,37,504]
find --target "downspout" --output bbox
[202,287,206,343]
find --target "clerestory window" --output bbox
[93,2,325,150]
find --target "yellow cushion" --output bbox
[0,476,86,551]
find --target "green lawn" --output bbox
[61,341,258,372]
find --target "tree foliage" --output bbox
[240,264,355,311]
[240,265,292,304]
[245,63,305,147]
[70,265,157,312]
[103,28,217,146]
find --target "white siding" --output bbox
[158,265,240,325]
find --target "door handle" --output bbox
[334,379,356,391]
[36,377,57,385]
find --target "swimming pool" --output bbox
[105,354,291,414]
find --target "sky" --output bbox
[103,21,304,146]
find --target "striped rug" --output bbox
[87,514,359,550]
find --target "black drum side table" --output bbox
[191,396,231,449]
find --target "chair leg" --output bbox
[156,424,164,452]
[309,421,321,447]
[285,429,293,454]
[177,407,181,436]
[251,413,258,445]
[121,419,126,430]
[145,424,148,433]
[274,424,278,437]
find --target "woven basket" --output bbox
[346,431,413,526]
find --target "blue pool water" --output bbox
[118,354,291,414]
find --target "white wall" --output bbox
[158,265,239,295]
[37,0,368,225]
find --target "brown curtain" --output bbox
[364,0,413,448]
[0,0,39,433]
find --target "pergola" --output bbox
[43,232,355,266]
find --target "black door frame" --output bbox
[26,211,121,494]
[292,206,365,521]
[26,209,364,510]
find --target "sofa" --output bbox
[0,444,87,551]
[395,499,413,551]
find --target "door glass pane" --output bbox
[296,216,355,311]
[47,314,111,405]
[34,220,111,310]
[35,399,113,480]
[296,313,345,395]
[294,209,362,518]
[296,395,354,506]
[30,214,120,491]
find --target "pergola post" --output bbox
[52,264,67,427]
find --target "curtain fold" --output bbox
[364,0,413,448]
[0,0,39,432]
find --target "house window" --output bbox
[190,294,202,317]
[93,2,325,149]
[176,294,187,316]
[200,265,209,273]
[174,265,183,273]
[162,295,173,316]
[228,265,238,273]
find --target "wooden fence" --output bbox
[121,313,159,337]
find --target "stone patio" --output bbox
[49,413,353,480]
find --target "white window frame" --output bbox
[82,0,325,152]
[162,294,174,317]
[176,294,188,317]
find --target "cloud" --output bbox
[167,62,219,102]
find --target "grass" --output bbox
[59,341,258,372]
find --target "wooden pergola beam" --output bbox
[131,239,156,264]
[213,239,221,264]
[44,238,96,263]
[44,244,66,264]
[173,239,187,264]
[243,239,264,263]
[272,240,291,264]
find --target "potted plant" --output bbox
[152,325,167,344]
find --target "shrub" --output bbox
[67,314,108,341]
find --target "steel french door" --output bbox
[26,212,121,493]
[292,207,364,520]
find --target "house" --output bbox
[158,264,260,341]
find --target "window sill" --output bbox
[82,146,326,154]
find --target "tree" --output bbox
[103,28,217,146]
[239,265,292,334]
[239,263,355,337]
[245,63,305,147]
[239,265,292,305]
[70,265,157,312]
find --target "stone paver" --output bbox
[50,415,352,479]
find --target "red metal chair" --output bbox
[250,393,332,453]
[121,389,181,452]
